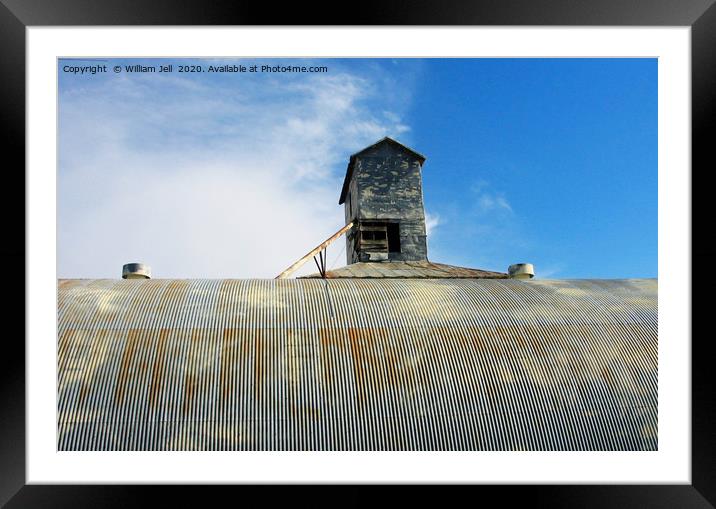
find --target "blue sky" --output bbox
[58,58,656,279]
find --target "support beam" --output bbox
[275,222,353,279]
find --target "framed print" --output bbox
[2,0,713,506]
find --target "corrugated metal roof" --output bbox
[300,261,508,279]
[57,278,657,451]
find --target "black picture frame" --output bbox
[2,0,712,506]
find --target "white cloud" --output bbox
[471,180,513,214]
[58,61,412,278]
[534,265,563,279]
[425,212,441,236]
[477,194,513,213]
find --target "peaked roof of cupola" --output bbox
[338,137,427,205]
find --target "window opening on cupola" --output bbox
[359,221,401,255]
[387,223,401,253]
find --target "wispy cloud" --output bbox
[425,177,527,274]
[425,211,441,236]
[477,194,513,213]
[471,179,513,214]
[58,60,413,278]
[535,265,563,279]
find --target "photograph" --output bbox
[56,57,658,451]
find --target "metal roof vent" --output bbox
[508,263,534,280]
[122,262,151,279]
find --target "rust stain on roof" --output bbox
[182,372,196,416]
[57,278,657,451]
[348,328,366,414]
[57,329,75,373]
[158,279,189,312]
[114,330,140,406]
[219,328,235,402]
[601,366,615,387]
[148,329,169,410]
[319,327,343,389]
[254,329,264,401]
[182,329,203,416]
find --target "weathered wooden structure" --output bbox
[340,138,429,264]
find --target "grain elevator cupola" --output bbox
[339,137,428,264]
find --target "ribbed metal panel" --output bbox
[57,278,657,451]
[300,261,508,279]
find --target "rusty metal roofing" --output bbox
[57,278,657,451]
[300,261,508,279]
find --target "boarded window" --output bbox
[359,221,401,254]
[359,222,388,253]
